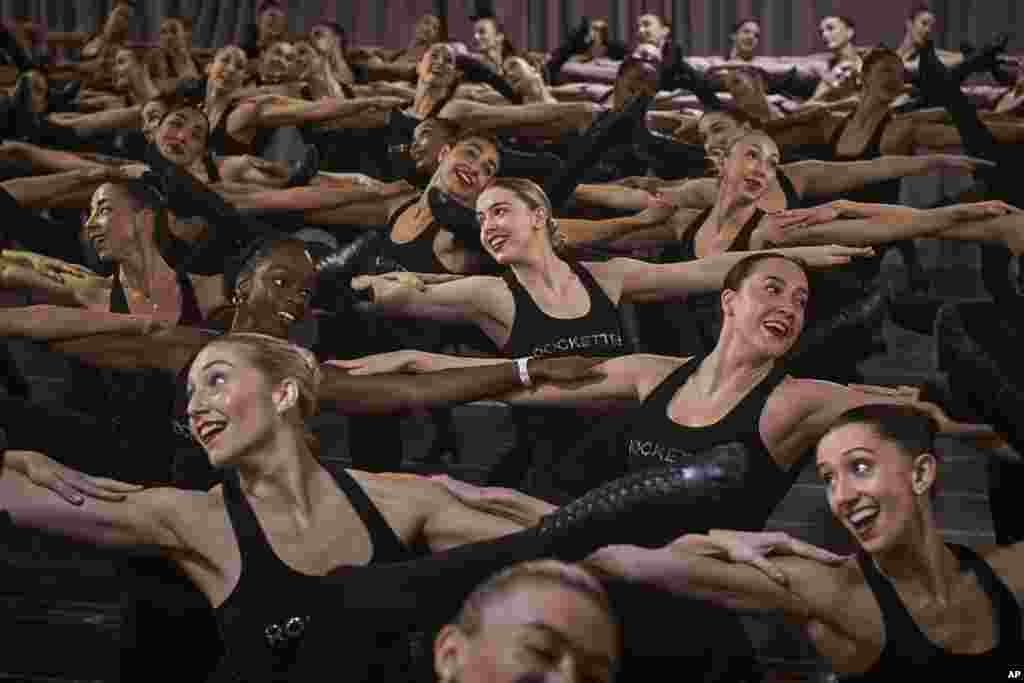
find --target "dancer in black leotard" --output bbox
[0,331,750,683]
[595,403,1023,679]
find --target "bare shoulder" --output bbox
[346,470,450,536]
[627,353,690,399]
[777,553,864,619]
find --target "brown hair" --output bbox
[821,403,940,498]
[722,252,810,296]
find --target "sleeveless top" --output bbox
[624,354,796,531]
[844,544,1022,680]
[777,169,802,209]
[500,261,628,358]
[93,233,207,478]
[384,196,451,275]
[828,112,900,205]
[664,207,766,354]
[215,463,413,682]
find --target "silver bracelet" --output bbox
[515,357,532,387]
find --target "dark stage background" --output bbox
[0,1,1020,58]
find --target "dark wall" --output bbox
[0,0,1019,56]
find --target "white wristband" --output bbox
[516,357,532,387]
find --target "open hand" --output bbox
[1,250,98,284]
[429,474,555,526]
[784,244,875,268]
[325,350,422,376]
[7,449,143,505]
[700,529,847,586]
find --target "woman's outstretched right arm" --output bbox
[0,454,186,552]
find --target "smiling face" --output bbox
[85,183,141,263]
[503,56,542,95]
[186,343,281,466]
[437,581,618,683]
[260,41,297,84]
[636,14,669,46]
[732,21,760,58]
[235,241,317,339]
[721,257,808,357]
[417,43,456,87]
[476,186,547,265]
[155,106,209,167]
[720,133,780,204]
[817,421,934,553]
[435,137,499,203]
[820,17,854,51]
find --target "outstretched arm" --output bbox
[763,201,1021,250]
[586,534,841,619]
[786,154,994,200]
[49,327,214,374]
[0,305,159,341]
[0,458,185,552]
[605,244,875,304]
[317,355,603,415]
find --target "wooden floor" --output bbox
[0,246,1001,682]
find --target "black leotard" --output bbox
[384,196,452,275]
[777,168,802,208]
[215,462,415,683]
[624,354,796,531]
[491,261,631,499]
[209,100,277,158]
[844,544,1022,680]
[669,206,766,355]
[500,261,627,358]
[828,112,900,204]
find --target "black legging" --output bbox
[935,299,1024,545]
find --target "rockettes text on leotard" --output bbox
[628,439,697,466]
[531,332,624,357]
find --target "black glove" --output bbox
[535,443,749,560]
[173,77,208,102]
[240,23,260,60]
[313,230,386,310]
[47,80,81,113]
[285,144,320,188]
[427,186,481,247]
[545,93,651,210]
[456,55,522,104]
